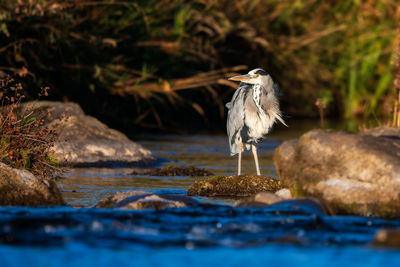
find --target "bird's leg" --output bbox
[252,144,261,176]
[238,141,244,175]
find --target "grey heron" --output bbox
[226,68,287,176]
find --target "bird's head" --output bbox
[228,68,270,85]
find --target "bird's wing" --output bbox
[225,84,243,110]
[226,84,248,155]
[260,83,287,127]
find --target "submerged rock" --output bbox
[0,163,64,206]
[371,229,400,248]
[187,175,283,197]
[95,190,198,210]
[273,127,400,218]
[19,101,154,167]
[94,190,151,208]
[266,198,331,216]
[236,192,329,217]
[131,165,214,176]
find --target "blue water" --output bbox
[0,206,399,267]
[3,245,400,267]
[58,133,284,206]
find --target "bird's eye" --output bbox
[255,74,259,78]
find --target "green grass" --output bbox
[0,76,60,177]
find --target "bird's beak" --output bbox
[228,74,252,82]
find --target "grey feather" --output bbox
[226,72,286,156]
[226,84,247,155]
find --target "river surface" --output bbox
[1,120,400,266]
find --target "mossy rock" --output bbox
[187,175,283,197]
[0,163,65,206]
[131,165,214,177]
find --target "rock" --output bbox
[275,188,292,199]
[266,198,332,216]
[115,194,198,210]
[363,126,400,138]
[131,165,214,176]
[273,127,400,218]
[187,175,283,197]
[94,190,151,208]
[68,167,142,176]
[235,192,329,216]
[371,229,400,248]
[0,163,65,206]
[95,190,198,210]
[235,192,283,207]
[19,101,154,167]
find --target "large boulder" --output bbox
[273,127,400,218]
[20,101,154,167]
[187,175,283,197]
[0,163,64,206]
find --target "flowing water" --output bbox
[1,120,400,266]
[59,119,322,206]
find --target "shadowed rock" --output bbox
[238,196,331,217]
[187,175,283,197]
[0,163,65,206]
[95,190,198,210]
[364,126,400,138]
[265,198,331,216]
[19,101,154,167]
[235,191,329,216]
[131,165,214,176]
[273,127,400,218]
[371,229,400,248]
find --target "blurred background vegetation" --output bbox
[0,0,399,132]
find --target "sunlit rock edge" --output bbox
[19,101,154,167]
[274,127,400,218]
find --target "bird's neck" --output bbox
[252,84,262,106]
